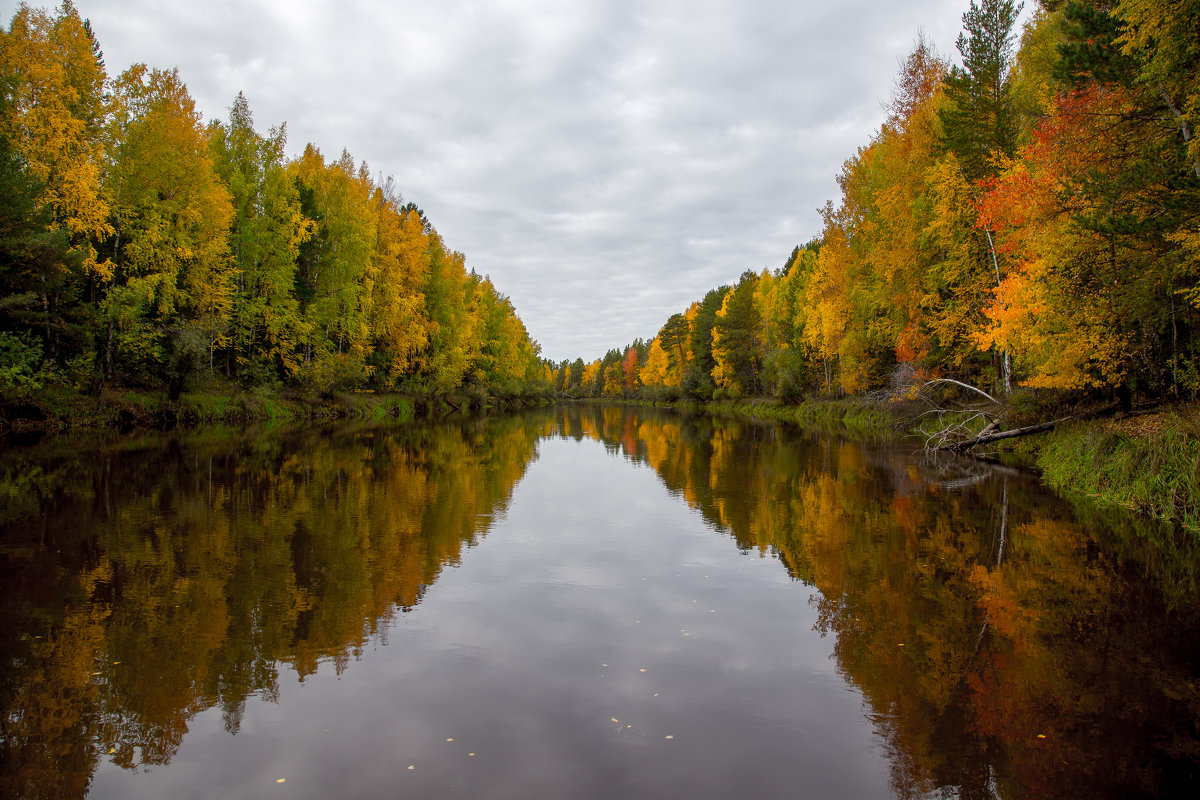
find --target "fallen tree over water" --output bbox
[898,375,1085,453]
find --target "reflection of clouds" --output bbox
[82,409,897,797]
[216,432,884,798]
[75,407,1200,800]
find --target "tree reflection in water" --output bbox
[1,405,1197,798]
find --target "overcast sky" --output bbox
[4,0,1017,362]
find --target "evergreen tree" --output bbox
[568,357,585,393]
[940,0,1024,180]
[712,270,764,396]
[683,286,729,399]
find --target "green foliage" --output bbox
[0,330,42,392]
[711,270,764,395]
[1055,1,1138,86]
[940,0,1024,180]
[681,364,715,401]
[762,347,813,403]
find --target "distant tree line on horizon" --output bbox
[0,1,551,401]
[553,0,1200,407]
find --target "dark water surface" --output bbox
[2,405,1199,798]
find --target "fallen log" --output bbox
[945,415,1074,452]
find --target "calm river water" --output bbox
[1,405,1198,798]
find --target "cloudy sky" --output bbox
[5,0,1014,362]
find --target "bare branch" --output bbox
[921,379,999,405]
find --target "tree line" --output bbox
[555,0,1199,406]
[0,1,551,401]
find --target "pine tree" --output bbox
[940,0,1024,181]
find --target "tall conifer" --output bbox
[940,0,1024,180]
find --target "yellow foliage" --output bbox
[640,338,671,387]
[0,1,112,269]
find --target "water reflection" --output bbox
[559,406,1200,797]
[0,417,540,798]
[1,405,1197,798]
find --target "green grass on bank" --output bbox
[705,397,895,438]
[0,382,525,432]
[1033,410,1200,533]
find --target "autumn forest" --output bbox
[1,1,1198,410]
[555,0,1200,406]
[0,1,549,402]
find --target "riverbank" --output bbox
[7,385,1196,534]
[662,396,1200,534]
[705,396,896,439]
[0,382,550,436]
[1032,409,1200,533]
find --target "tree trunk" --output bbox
[946,416,1073,451]
[1159,85,1200,179]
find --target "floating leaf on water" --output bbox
[1037,734,1047,739]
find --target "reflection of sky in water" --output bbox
[89,436,891,800]
[4,406,1191,799]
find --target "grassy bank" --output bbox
[1031,409,1200,533]
[592,395,900,439]
[0,384,418,432]
[703,397,896,439]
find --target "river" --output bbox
[1,404,1197,798]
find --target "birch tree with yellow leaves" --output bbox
[104,64,233,387]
